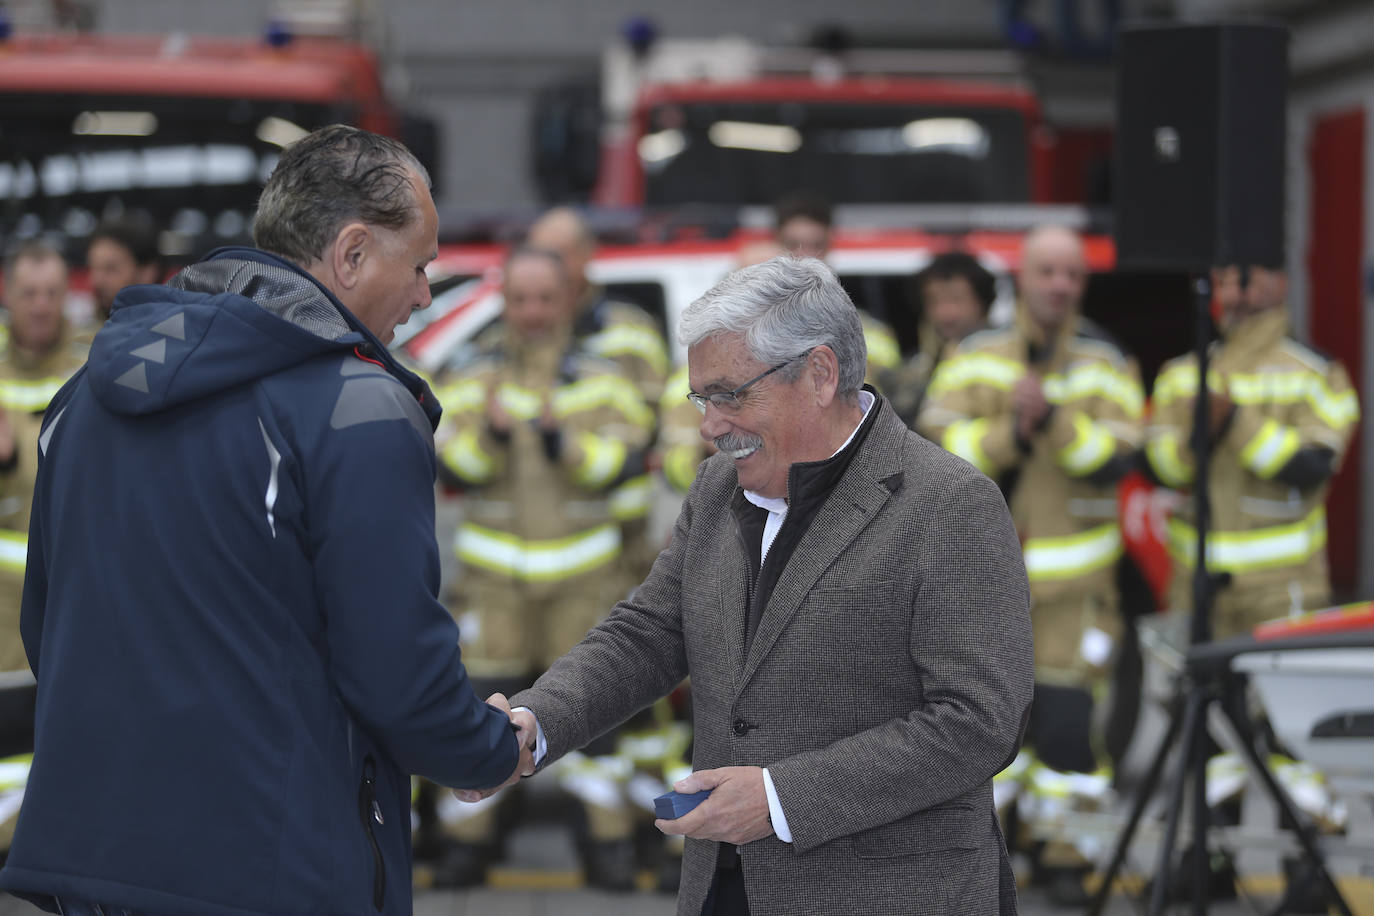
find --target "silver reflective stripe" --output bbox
[150,312,186,340]
[329,376,431,442]
[114,363,149,394]
[38,405,67,456]
[258,418,281,538]
[130,338,167,363]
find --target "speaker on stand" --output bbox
[1088,21,1356,916]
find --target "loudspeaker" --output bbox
[1114,22,1288,272]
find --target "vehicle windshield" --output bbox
[0,93,342,261]
[638,101,1030,206]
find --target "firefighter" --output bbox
[86,217,163,324]
[1145,263,1358,637]
[1145,262,1359,912]
[429,245,652,889]
[772,191,902,381]
[527,207,669,589]
[918,224,1144,904]
[0,242,88,851]
[881,251,997,428]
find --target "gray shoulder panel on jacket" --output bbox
[329,374,432,443]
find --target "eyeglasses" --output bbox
[686,348,814,414]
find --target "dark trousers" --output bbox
[702,865,750,916]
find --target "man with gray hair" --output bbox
[0,125,531,915]
[486,255,1034,914]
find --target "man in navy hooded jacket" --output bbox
[0,125,532,915]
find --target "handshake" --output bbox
[452,692,776,846]
[454,692,537,804]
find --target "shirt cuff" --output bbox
[512,706,547,766]
[761,767,792,843]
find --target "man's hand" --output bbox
[452,692,535,803]
[486,384,512,437]
[537,397,558,433]
[654,766,773,846]
[1182,377,1235,441]
[1012,373,1052,443]
[1206,387,1234,438]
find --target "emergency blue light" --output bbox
[264,19,294,49]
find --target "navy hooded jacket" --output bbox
[0,249,519,915]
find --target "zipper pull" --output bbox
[372,799,385,825]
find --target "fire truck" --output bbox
[0,19,435,273]
[414,35,1187,383]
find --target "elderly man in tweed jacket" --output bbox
[489,256,1033,915]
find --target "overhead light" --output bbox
[256,116,310,149]
[72,111,158,137]
[901,118,988,156]
[638,128,686,164]
[708,121,802,154]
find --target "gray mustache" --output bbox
[715,432,763,453]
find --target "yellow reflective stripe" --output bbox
[497,384,544,421]
[659,366,691,412]
[456,521,620,581]
[663,445,702,494]
[0,530,26,574]
[941,418,995,475]
[441,428,498,484]
[1043,364,1143,418]
[571,431,627,489]
[0,754,32,791]
[1145,431,1193,488]
[1056,413,1115,475]
[1152,365,1224,407]
[1153,364,1358,429]
[609,473,651,520]
[927,353,1022,397]
[1025,761,1113,799]
[1239,418,1301,478]
[0,376,68,412]
[584,325,670,377]
[1024,523,1121,582]
[863,325,901,369]
[1168,505,1327,574]
[437,378,486,415]
[1227,372,1360,429]
[553,376,654,432]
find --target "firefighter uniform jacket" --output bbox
[0,329,88,672]
[658,365,708,495]
[436,327,653,590]
[573,288,668,534]
[1145,306,1359,634]
[918,309,1144,607]
[860,312,902,382]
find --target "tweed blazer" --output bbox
[513,396,1034,915]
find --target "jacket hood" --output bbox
[88,249,368,417]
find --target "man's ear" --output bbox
[809,345,841,406]
[330,222,372,292]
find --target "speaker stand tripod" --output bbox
[1086,275,1355,916]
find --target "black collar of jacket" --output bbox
[199,246,442,431]
[730,384,886,642]
[782,384,884,508]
